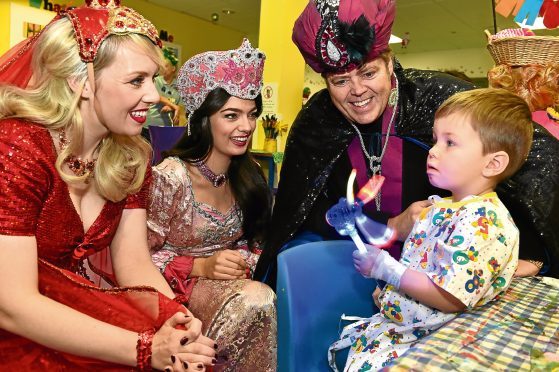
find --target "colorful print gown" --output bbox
[328,193,519,371]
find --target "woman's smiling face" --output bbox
[88,41,160,137]
[209,96,258,158]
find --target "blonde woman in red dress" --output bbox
[0,1,215,370]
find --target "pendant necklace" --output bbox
[348,74,399,211]
[58,129,97,180]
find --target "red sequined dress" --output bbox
[0,119,183,370]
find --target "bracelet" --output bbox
[527,259,544,270]
[136,328,156,371]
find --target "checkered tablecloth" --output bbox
[386,277,559,371]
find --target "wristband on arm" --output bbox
[136,328,155,370]
[367,249,407,290]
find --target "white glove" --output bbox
[353,245,407,290]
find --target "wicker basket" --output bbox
[486,29,559,66]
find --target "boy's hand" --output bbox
[372,286,381,309]
[353,245,382,277]
[352,245,407,290]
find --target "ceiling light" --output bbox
[222,9,235,15]
[516,17,546,30]
[389,34,402,44]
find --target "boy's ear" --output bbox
[483,151,509,178]
[66,77,92,99]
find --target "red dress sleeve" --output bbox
[124,164,152,209]
[0,120,51,235]
[161,255,197,299]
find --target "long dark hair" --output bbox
[165,88,272,246]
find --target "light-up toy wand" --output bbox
[325,169,396,253]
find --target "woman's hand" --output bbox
[388,200,432,241]
[151,312,216,371]
[173,334,216,372]
[514,259,541,277]
[193,250,248,280]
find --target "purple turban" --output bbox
[292,0,396,73]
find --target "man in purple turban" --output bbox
[254,0,559,290]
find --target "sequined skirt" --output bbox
[188,278,277,372]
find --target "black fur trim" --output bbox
[337,15,376,64]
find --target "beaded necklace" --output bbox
[58,130,97,179]
[192,159,228,188]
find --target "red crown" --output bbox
[66,1,160,63]
[85,0,121,9]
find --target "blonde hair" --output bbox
[435,88,533,181]
[377,49,394,66]
[488,64,559,111]
[0,17,164,202]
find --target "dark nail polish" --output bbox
[214,343,218,349]
[197,363,204,370]
[165,368,171,372]
[183,361,189,369]
[171,355,176,363]
[180,336,189,345]
[212,358,217,364]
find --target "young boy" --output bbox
[328,88,534,371]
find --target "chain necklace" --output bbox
[348,74,399,211]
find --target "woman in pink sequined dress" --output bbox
[0,1,215,370]
[148,40,277,371]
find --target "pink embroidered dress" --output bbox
[148,157,276,371]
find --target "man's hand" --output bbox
[388,200,432,241]
[514,259,541,277]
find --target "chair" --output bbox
[277,240,377,372]
[148,126,186,165]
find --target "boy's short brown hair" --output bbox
[435,88,533,181]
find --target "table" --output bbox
[386,276,559,371]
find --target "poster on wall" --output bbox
[261,82,279,116]
[251,82,279,150]
[24,22,45,39]
[10,3,56,48]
